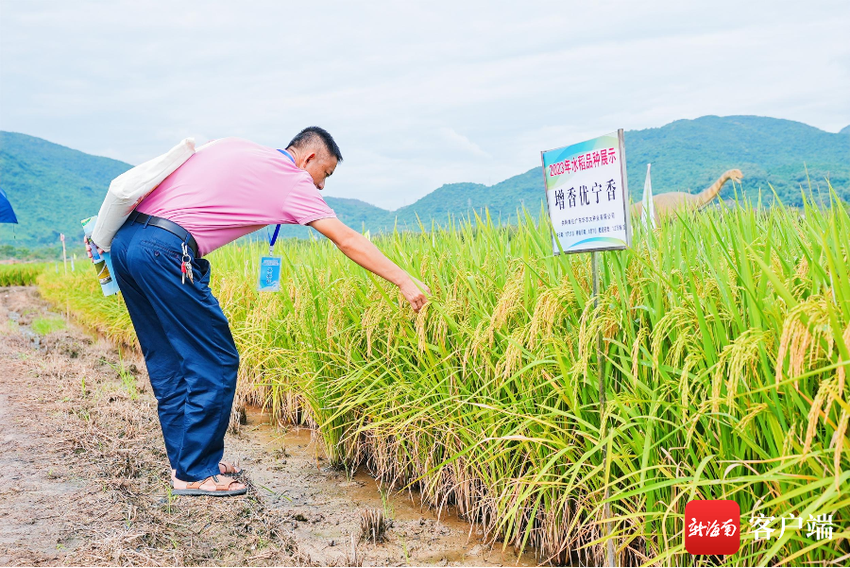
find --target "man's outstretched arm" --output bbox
[308,217,430,312]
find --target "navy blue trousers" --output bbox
[110,221,239,482]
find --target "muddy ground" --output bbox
[0,287,536,567]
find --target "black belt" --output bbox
[128,211,200,258]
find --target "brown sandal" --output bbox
[170,462,243,488]
[172,474,247,497]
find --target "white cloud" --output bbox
[1,0,848,209]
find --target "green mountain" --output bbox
[312,115,848,235]
[387,115,849,229]
[623,115,849,204]
[0,132,132,251]
[2,115,848,255]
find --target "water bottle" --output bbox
[81,216,120,296]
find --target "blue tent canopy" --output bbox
[0,188,18,223]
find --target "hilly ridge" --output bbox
[2,115,848,253]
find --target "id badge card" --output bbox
[257,256,282,292]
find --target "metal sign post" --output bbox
[541,130,630,567]
[592,249,614,567]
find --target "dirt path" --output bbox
[0,287,536,567]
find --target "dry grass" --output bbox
[359,508,388,544]
[0,288,305,567]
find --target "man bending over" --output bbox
[95,127,428,496]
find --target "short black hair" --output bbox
[286,126,343,162]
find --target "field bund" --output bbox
[38,198,850,566]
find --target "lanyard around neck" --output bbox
[268,148,293,255]
[268,224,281,256]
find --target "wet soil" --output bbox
[0,286,536,567]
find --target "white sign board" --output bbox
[540,130,631,254]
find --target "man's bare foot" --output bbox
[218,460,242,475]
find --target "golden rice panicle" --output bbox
[488,263,526,336]
[804,377,834,455]
[714,329,772,412]
[832,409,849,491]
[495,325,529,379]
[776,295,833,385]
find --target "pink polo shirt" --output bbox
[136,137,336,256]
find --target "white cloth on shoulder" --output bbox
[92,138,195,251]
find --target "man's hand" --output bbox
[400,276,430,312]
[83,237,104,261]
[308,217,431,312]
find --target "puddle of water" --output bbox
[244,406,468,524]
[6,310,41,349]
[243,406,539,566]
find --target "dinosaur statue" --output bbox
[630,169,743,223]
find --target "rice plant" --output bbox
[0,262,46,286]
[39,188,850,566]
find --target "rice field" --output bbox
[0,262,46,286]
[38,191,850,566]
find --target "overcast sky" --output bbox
[2,0,848,209]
